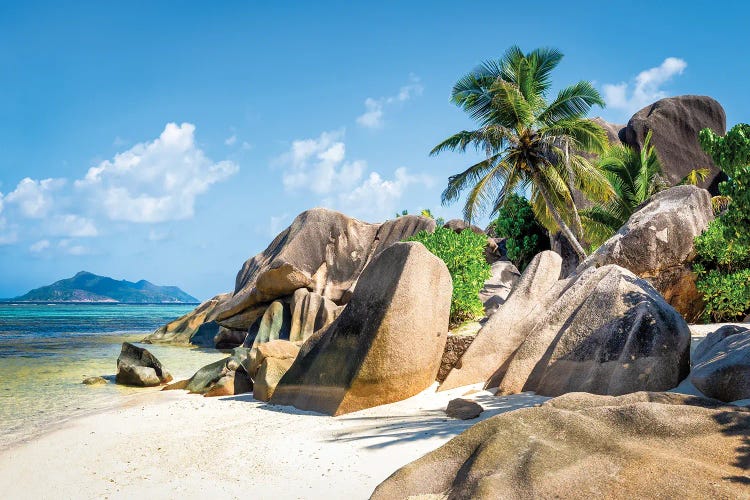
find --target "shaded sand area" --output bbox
[0,323,746,499]
[0,384,545,499]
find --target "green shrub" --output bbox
[490,194,549,271]
[694,267,750,322]
[408,227,491,326]
[693,124,750,322]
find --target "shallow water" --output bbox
[0,303,228,447]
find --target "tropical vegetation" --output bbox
[490,193,549,270]
[693,123,750,322]
[431,46,614,261]
[408,227,491,326]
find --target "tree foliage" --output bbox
[408,227,491,326]
[693,124,750,322]
[490,193,549,270]
[431,46,613,261]
[581,130,667,246]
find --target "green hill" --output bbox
[12,271,199,303]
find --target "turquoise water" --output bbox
[0,303,228,447]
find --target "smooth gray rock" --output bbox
[623,95,727,194]
[579,185,714,322]
[445,398,483,420]
[372,392,750,500]
[271,242,452,415]
[115,342,172,387]
[496,265,691,397]
[478,261,520,316]
[691,326,750,402]
[440,251,563,391]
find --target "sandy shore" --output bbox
[1,323,745,499]
[0,382,546,499]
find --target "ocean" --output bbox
[0,303,228,447]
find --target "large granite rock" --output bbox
[271,241,452,415]
[691,325,750,402]
[494,265,691,396]
[143,293,230,346]
[478,261,520,316]
[115,342,173,387]
[440,251,563,391]
[212,209,436,330]
[623,95,727,194]
[442,219,485,235]
[372,392,750,499]
[164,347,252,396]
[579,185,714,322]
[288,288,342,343]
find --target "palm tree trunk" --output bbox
[536,179,588,261]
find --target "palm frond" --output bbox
[538,81,605,124]
[441,153,503,205]
[489,80,533,128]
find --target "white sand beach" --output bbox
[0,383,546,500]
[1,323,746,500]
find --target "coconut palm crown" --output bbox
[431,46,613,259]
[581,130,667,246]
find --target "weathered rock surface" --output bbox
[82,376,107,385]
[579,185,714,322]
[691,325,750,402]
[164,347,252,396]
[247,339,301,377]
[254,357,296,402]
[115,342,173,387]
[212,209,436,330]
[372,392,750,500]
[478,261,520,316]
[288,288,342,342]
[496,265,691,396]
[437,333,476,383]
[442,219,485,235]
[445,398,483,420]
[143,293,230,346]
[440,251,563,391]
[271,241,452,415]
[214,326,250,349]
[244,300,291,347]
[442,257,691,397]
[623,95,727,193]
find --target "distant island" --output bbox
[9,271,199,303]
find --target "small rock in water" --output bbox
[446,398,483,420]
[82,376,107,385]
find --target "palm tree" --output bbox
[582,131,712,246]
[582,130,666,246]
[431,46,613,260]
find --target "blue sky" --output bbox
[1,1,748,300]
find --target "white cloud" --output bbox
[29,240,50,253]
[224,134,237,146]
[241,141,253,151]
[333,167,434,221]
[356,75,424,129]
[76,122,239,223]
[5,177,66,218]
[58,239,90,256]
[49,214,98,237]
[356,98,385,128]
[603,57,687,115]
[277,128,433,221]
[280,130,364,195]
